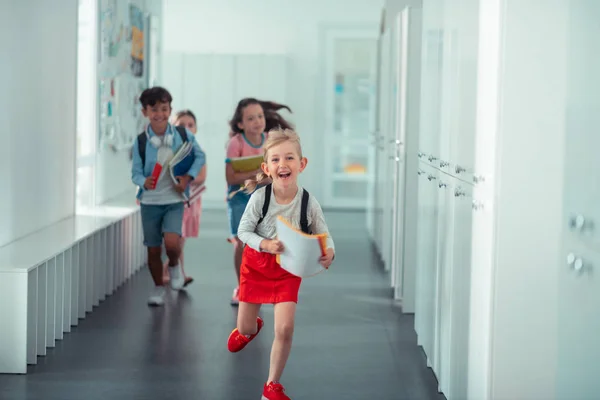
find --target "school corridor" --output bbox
[2,0,599,399]
[0,210,442,400]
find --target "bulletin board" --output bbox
[98,0,149,153]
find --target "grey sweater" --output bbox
[237,185,335,252]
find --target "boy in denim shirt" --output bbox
[131,87,206,306]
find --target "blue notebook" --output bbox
[172,152,195,177]
[169,142,195,179]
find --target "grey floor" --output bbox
[0,210,444,400]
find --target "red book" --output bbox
[150,163,162,189]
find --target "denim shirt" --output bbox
[131,124,206,200]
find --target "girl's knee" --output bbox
[275,322,294,341]
[238,320,259,336]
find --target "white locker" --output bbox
[557,1,600,397]
[414,162,441,361]
[411,0,478,398]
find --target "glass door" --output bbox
[366,28,382,241]
[323,28,378,209]
[374,27,391,260]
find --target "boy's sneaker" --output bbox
[230,287,240,306]
[227,317,264,353]
[169,265,185,290]
[147,286,166,306]
[261,382,291,400]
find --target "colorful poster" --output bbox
[129,4,144,77]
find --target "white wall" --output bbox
[162,0,383,205]
[0,0,78,247]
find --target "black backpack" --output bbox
[257,183,311,234]
[137,125,188,167]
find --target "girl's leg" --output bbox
[267,302,296,383]
[180,237,194,286]
[228,301,264,353]
[228,199,247,304]
[237,302,262,335]
[233,237,243,283]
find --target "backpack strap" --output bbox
[256,185,309,234]
[137,132,147,167]
[175,125,189,142]
[300,189,310,234]
[138,126,188,168]
[257,183,272,227]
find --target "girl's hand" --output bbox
[260,239,285,254]
[319,248,335,269]
[174,175,192,193]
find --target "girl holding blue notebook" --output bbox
[131,87,206,306]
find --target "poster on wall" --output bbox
[98,0,149,154]
[129,4,144,77]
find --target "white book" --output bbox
[275,216,328,278]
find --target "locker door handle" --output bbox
[566,253,587,274]
[472,200,484,211]
[569,214,594,232]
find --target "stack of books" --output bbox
[169,142,195,201]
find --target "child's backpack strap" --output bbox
[137,132,147,167]
[256,184,310,234]
[257,183,272,227]
[137,126,188,168]
[300,189,310,234]
[174,125,189,142]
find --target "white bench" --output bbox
[0,195,144,374]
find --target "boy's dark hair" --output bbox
[229,98,293,135]
[139,86,173,108]
[174,109,197,123]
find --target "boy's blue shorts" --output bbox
[140,202,184,247]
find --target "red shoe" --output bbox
[227,317,263,353]
[261,382,291,400]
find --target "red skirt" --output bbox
[238,246,302,304]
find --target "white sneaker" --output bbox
[148,286,166,306]
[169,265,185,290]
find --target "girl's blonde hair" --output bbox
[244,127,303,194]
